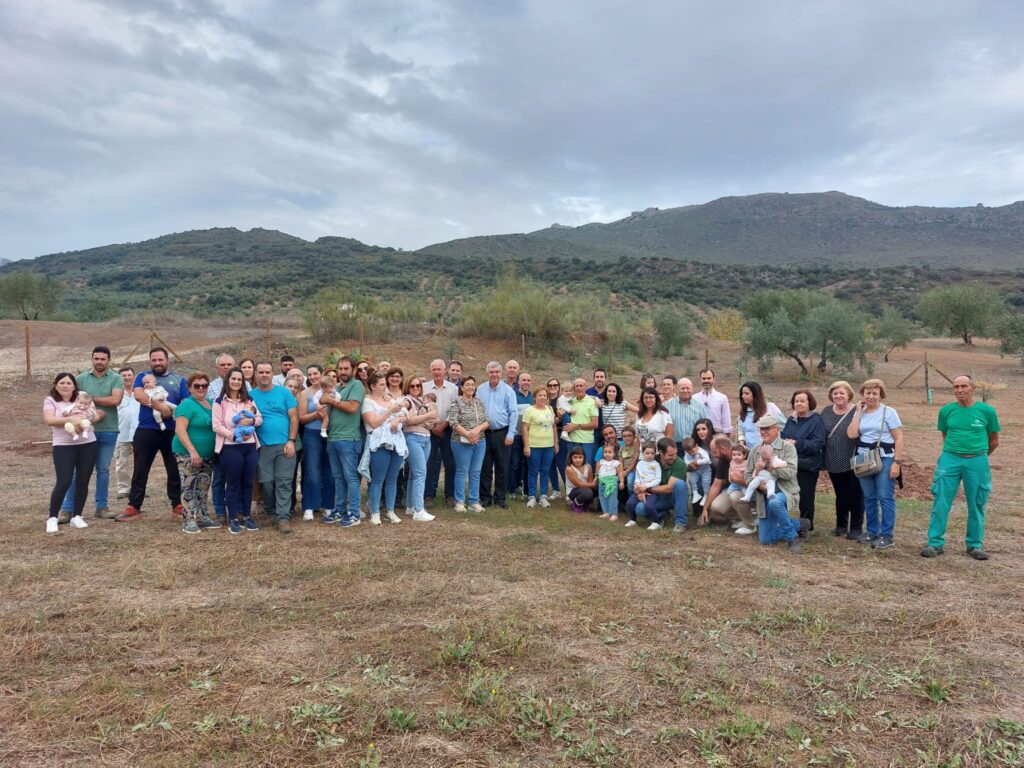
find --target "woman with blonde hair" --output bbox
[820,381,864,539]
[846,379,904,550]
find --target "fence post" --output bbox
[521,334,526,361]
[704,348,709,370]
[25,325,31,377]
[266,319,272,359]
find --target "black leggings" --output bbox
[51,443,99,518]
[796,469,819,528]
[568,487,595,509]
[828,470,864,532]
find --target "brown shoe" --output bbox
[277,519,293,534]
[94,507,118,519]
[57,511,72,525]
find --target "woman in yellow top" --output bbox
[522,386,558,508]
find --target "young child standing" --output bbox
[596,443,625,521]
[681,437,712,506]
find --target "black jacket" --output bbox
[781,412,826,473]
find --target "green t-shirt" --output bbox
[566,396,599,444]
[660,458,688,486]
[172,398,216,459]
[938,401,1000,455]
[327,379,365,441]
[522,405,555,448]
[76,368,124,433]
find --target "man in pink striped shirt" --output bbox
[697,368,732,436]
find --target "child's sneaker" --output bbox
[526,497,536,508]
[302,509,314,521]
[539,495,550,508]
[624,520,637,528]
[548,490,560,500]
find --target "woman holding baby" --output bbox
[212,366,262,534]
[43,373,99,534]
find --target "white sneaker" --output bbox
[70,515,88,529]
[46,517,59,534]
[691,493,701,504]
[548,490,560,500]
[454,502,467,513]
[729,520,743,530]
[735,526,756,535]
[526,496,536,508]
[412,509,435,522]
[370,513,381,525]
[539,495,550,508]
[303,509,314,521]
[624,520,637,528]
[648,522,662,531]
[469,503,485,513]
[405,506,415,517]
[385,510,402,524]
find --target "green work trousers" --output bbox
[927,451,991,550]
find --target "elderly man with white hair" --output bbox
[744,413,809,553]
[477,361,518,508]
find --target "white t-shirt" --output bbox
[635,459,661,489]
[635,410,671,445]
[598,458,621,478]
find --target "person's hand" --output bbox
[784,438,796,445]
[687,461,698,470]
[564,423,576,433]
[755,459,765,472]
[618,480,624,489]
[189,450,202,469]
[504,437,514,447]
[523,447,531,457]
[390,420,400,433]
[390,401,403,413]
[283,441,296,459]
[93,408,107,423]
[239,416,255,426]
[889,462,900,480]
[316,405,328,419]
[699,510,709,526]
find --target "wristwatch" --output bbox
[893,459,903,465]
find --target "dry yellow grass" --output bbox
[2,327,1023,766]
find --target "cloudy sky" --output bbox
[2,0,1023,259]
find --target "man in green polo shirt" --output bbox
[59,345,124,521]
[922,375,1001,561]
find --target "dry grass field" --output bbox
[1,321,1022,767]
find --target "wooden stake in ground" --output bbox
[25,325,31,377]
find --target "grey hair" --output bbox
[215,352,234,364]
[486,361,501,371]
[953,374,975,386]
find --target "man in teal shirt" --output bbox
[250,362,299,533]
[922,375,1001,561]
[59,345,124,521]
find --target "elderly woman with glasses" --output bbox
[173,372,220,534]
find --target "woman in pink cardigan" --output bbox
[212,367,262,534]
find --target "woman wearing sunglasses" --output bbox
[172,372,220,534]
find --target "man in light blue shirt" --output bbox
[477,361,518,508]
[250,362,299,533]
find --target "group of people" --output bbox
[44,348,1000,560]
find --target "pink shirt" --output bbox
[212,397,263,453]
[44,396,97,446]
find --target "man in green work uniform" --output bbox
[921,375,1000,561]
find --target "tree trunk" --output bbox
[962,332,973,346]
[780,349,809,376]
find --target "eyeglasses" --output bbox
[357,367,369,373]
[193,383,209,390]
[409,384,422,389]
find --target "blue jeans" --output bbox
[220,443,258,521]
[859,456,896,537]
[508,434,527,494]
[369,447,404,513]
[550,437,568,493]
[301,428,335,510]
[758,490,800,544]
[61,431,117,512]
[327,439,362,520]
[451,438,485,504]
[404,433,431,510]
[599,482,618,515]
[634,479,689,527]
[526,446,554,498]
[211,455,226,516]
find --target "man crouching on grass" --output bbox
[744,414,809,553]
[632,438,690,533]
